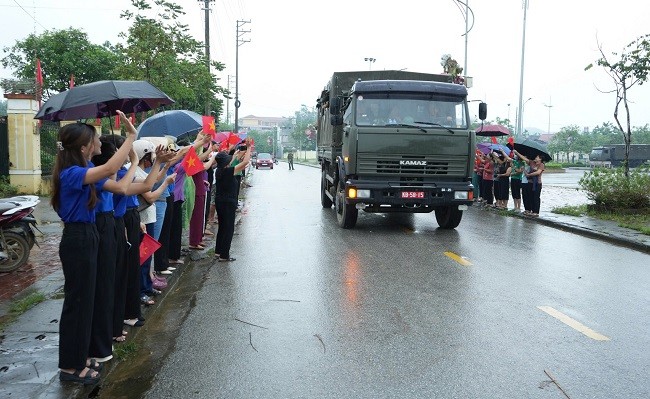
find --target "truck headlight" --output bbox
[356,189,371,198]
[454,191,469,200]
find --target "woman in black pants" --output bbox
[52,111,136,385]
[213,145,251,262]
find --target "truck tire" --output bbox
[335,189,358,229]
[0,231,30,273]
[321,169,333,209]
[435,206,463,229]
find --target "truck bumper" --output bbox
[343,180,474,213]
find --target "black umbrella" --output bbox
[475,124,510,137]
[34,80,174,121]
[514,138,552,162]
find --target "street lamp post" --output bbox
[543,98,553,135]
[521,97,532,135]
[364,57,376,70]
[516,0,529,136]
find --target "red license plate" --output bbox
[401,191,425,199]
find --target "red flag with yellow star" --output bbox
[202,116,216,140]
[139,233,161,265]
[182,147,204,176]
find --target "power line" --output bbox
[11,0,47,31]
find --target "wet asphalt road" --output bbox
[102,164,649,399]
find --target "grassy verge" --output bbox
[113,341,138,361]
[552,205,650,235]
[0,292,47,332]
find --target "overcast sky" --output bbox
[2,0,650,134]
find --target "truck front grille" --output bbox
[357,154,466,177]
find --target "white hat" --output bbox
[133,140,155,162]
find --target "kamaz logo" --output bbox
[400,160,427,166]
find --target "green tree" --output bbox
[549,125,582,160]
[1,28,119,94]
[291,104,317,150]
[586,33,650,175]
[117,0,227,117]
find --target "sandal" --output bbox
[59,368,100,385]
[217,257,236,262]
[169,259,184,264]
[113,335,127,343]
[204,230,214,236]
[140,295,155,306]
[86,358,103,372]
[124,319,145,327]
[188,245,205,250]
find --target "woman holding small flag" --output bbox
[214,142,251,262]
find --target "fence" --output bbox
[40,121,59,176]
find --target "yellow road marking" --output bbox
[537,306,610,341]
[444,251,472,266]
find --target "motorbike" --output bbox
[0,195,40,273]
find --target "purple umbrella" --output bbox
[34,80,173,121]
[475,124,510,137]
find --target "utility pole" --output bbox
[234,20,250,135]
[226,74,236,126]
[199,0,215,115]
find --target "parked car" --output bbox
[256,153,274,169]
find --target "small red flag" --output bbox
[69,74,75,88]
[130,113,136,124]
[35,59,43,106]
[114,115,121,129]
[95,118,101,126]
[490,136,498,144]
[202,116,216,137]
[182,147,204,176]
[139,233,161,265]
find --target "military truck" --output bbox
[316,70,486,229]
[589,144,650,168]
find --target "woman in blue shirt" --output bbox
[51,111,136,385]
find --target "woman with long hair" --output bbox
[51,111,135,385]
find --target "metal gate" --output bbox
[0,116,8,177]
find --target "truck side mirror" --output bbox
[478,102,487,120]
[330,97,341,115]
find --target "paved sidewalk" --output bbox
[0,182,648,398]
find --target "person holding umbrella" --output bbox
[51,110,136,385]
[513,150,545,216]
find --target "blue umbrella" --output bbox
[137,110,203,138]
[490,144,511,154]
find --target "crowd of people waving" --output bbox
[473,147,545,216]
[51,111,251,385]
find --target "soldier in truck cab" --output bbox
[357,99,383,125]
[428,102,454,126]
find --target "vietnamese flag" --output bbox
[203,116,216,140]
[114,114,121,129]
[139,233,161,265]
[182,147,204,176]
[35,59,43,107]
[490,136,498,144]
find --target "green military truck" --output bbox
[316,70,486,229]
[589,144,650,168]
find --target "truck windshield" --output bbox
[355,94,467,129]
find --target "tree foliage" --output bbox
[1,28,120,94]
[116,0,228,117]
[291,105,317,150]
[586,33,650,175]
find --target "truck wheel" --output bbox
[335,190,358,229]
[435,206,463,229]
[0,231,30,273]
[321,169,333,209]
